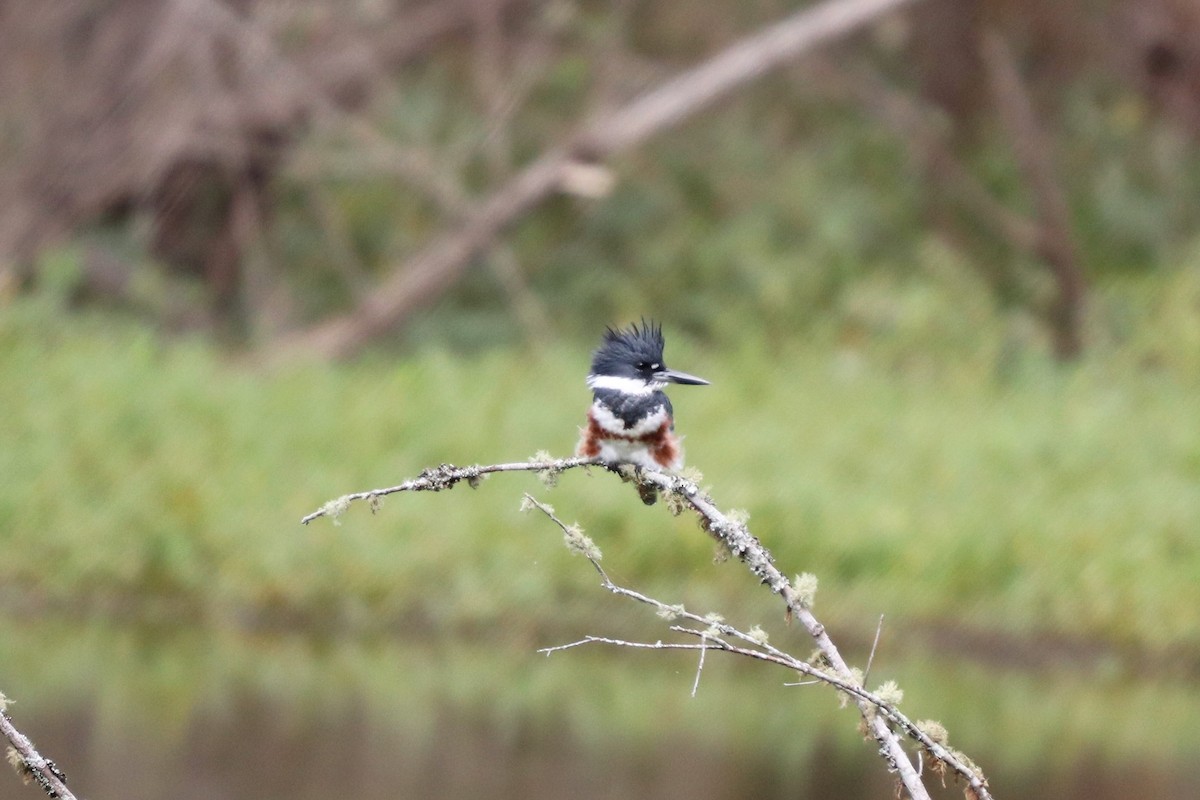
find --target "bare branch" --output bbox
[0,696,77,800]
[306,459,994,800]
[577,0,919,156]
[525,494,988,800]
[300,456,598,524]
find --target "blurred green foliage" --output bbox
[255,28,1200,353]
[3,270,1200,776]
[8,4,1200,792]
[4,261,1199,649]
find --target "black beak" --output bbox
[655,368,710,386]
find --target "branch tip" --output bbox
[301,451,994,799]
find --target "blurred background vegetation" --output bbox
[2,0,1200,798]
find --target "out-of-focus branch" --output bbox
[1,694,77,800]
[273,0,924,362]
[299,455,598,524]
[302,458,994,800]
[982,31,1087,360]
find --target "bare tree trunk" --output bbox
[982,31,1087,361]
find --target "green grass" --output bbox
[3,277,1200,779]
[2,278,1199,654]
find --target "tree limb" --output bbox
[303,457,994,800]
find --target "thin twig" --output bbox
[691,634,708,698]
[300,456,598,524]
[864,613,885,687]
[523,486,990,800]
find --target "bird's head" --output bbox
[587,319,709,393]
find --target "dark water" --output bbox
[18,699,1200,800]
[5,622,1200,800]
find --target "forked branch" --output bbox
[303,457,993,800]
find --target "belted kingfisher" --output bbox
[577,320,709,471]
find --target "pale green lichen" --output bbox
[793,572,819,607]
[839,667,865,709]
[656,603,685,621]
[746,625,769,646]
[664,491,688,516]
[531,450,561,488]
[874,679,904,706]
[321,495,352,526]
[6,746,29,783]
[702,611,726,637]
[726,508,751,525]
[520,495,553,515]
[562,523,602,562]
[916,719,949,746]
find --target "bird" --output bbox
[577,320,709,472]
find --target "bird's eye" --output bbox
[637,361,649,370]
